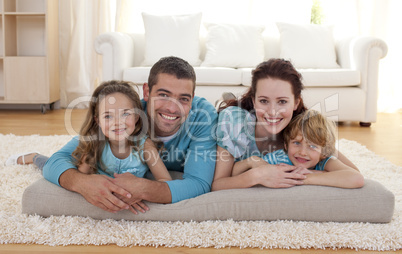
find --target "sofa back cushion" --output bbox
[129,32,282,68]
[141,12,203,66]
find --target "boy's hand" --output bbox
[289,166,312,175]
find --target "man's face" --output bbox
[144,73,194,137]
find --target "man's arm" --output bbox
[114,97,218,204]
[114,129,217,204]
[166,100,218,203]
[42,137,132,212]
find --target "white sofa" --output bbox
[95,28,387,126]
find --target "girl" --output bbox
[6,81,172,180]
[71,80,171,182]
[232,109,365,188]
[212,58,359,191]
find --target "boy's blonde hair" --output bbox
[283,109,336,158]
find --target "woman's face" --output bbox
[253,78,300,136]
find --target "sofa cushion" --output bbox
[201,23,265,68]
[141,12,202,66]
[124,66,243,86]
[276,22,339,69]
[22,178,394,223]
[194,67,242,85]
[123,67,151,84]
[241,68,360,87]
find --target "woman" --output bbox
[212,58,358,191]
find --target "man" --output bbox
[42,56,218,213]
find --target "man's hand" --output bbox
[111,173,149,214]
[60,169,132,213]
[112,172,172,206]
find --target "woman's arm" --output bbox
[212,146,307,191]
[304,157,365,188]
[232,156,268,176]
[143,138,172,182]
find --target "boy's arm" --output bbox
[143,138,172,182]
[336,150,359,171]
[304,157,365,188]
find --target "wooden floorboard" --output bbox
[0,109,401,253]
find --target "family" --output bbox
[7,56,365,215]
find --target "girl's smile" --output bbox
[98,92,138,144]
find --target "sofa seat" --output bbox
[124,67,360,88]
[124,66,243,86]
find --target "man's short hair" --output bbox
[148,56,196,94]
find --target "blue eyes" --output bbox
[292,141,318,150]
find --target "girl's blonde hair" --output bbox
[72,80,147,174]
[283,109,336,158]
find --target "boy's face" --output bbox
[286,133,323,169]
[143,73,194,137]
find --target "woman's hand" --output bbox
[253,164,308,188]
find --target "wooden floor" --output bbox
[0,109,401,254]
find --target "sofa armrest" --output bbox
[336,36,388,123]
[95,32,135,81]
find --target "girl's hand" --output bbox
[128,201,149,215]
[112,173,151,214]
[113,191,150,215]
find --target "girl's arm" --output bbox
[232,156,268,176]
[78,162,92,174]
[211,146,307,191]
[77,155,92,174]
[143,138,172,182]
[304,157,365,188]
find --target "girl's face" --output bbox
[97,92,138,143]
[253,78,300,137]
[286,133,323,169]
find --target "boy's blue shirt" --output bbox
[43,96,218,203]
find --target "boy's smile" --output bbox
[287,134,323,169]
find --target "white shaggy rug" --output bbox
[0,134,401,250]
